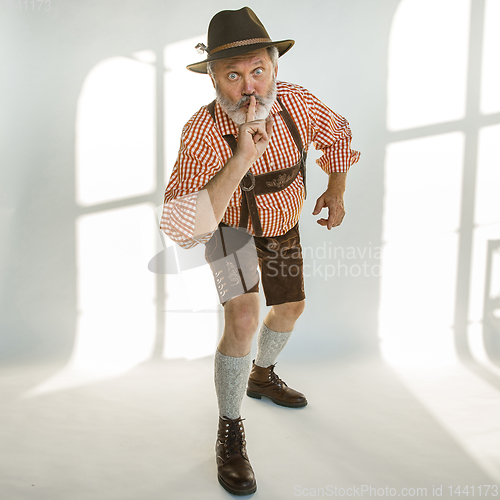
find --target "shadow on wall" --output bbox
[1,0,499,392]
[0,0,392,370]
[377,0,500,391]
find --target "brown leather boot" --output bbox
[247,361,308,408]
[216,416,257,496]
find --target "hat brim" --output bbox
[186,39,295,74]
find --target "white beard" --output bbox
[215,78,277,126]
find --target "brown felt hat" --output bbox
[186,7,294,74]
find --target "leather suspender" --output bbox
[206,97,307,237]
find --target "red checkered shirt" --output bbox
[160,81,360,248]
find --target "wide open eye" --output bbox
[254,68,264,76]
[228,73,238,80]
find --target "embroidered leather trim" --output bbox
[265,173,296,189]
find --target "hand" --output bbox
[312,190,345,230]
[234,96,274,165]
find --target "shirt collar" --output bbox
[213,95,283,137]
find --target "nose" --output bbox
[241,77,256,97]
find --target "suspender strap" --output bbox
[207,100,215,118]
[276,96,303,150]
[206,98,307,237]
[276,96,307,197]
[207,100,238,152]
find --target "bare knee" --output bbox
[272,300,305,322]
[224,293,260,342]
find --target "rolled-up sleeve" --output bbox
[160,191,215,249]
[307,92,360,173]
[160,111,222,248]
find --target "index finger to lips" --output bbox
[246,96,256,122]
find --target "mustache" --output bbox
[214,78,277,125]
[235,95,266,108]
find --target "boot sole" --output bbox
[246,390,308,408]
[218,474,257,496]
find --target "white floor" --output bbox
[1,355,500,500]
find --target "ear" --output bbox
[274,63,278,78]
[209,74,216,88]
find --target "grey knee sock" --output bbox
[214,349,252,419]
[255,323,292,368]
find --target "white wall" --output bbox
[1,0,498,373]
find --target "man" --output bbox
[160,7,360,495]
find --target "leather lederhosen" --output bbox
[206,96,307,237]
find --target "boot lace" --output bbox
[220,417,247,460]
[269,364,288,388]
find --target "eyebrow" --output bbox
[223,59,265,70]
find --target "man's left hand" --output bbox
[312,190,345,230]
